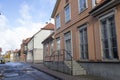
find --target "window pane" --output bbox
[104,39,109,48]
[65,4,70,22]
[79,26,88,59]
[56,14,60,29]
[101,20,108,39]
[79,0,87,12]
[56,38,60,51]
[112,48,118,58]
[104,49,109,58]
[111,38,117,47]
[109,16,116,38]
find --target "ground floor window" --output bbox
[56,37,60,54]
[100,14,118,59]
[64,32,72,60]
[79,24,88,59]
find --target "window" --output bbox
[55,14,61,29]
[64,32,72,60]
[56,37,60,54]
[44,44,49,56]
[92,0,97,7]
[65,4,71,22]
[78,0,87,12]
[50,41,54,55]
[100,14,118,59]
[79,25,88,59]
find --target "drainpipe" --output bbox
[33,37,34,64]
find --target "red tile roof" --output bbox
[41,23,55,30]
[23,37,31,44]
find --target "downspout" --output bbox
[93,18,97,61]
[33,36,34,64]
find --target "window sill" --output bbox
[79,8,88,15]
[65,19,71,24]
[56,27,61,31]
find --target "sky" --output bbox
[0,0,56,54]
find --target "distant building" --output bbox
[20,38,31,62]
[26,23,54,63]
[0,48,2,56]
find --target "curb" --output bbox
[31,66,63,80]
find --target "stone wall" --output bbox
[79,62,120,80]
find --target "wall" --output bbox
[33,30,52,63]
[26,38,34,63]
[80,62,120,80]
[33,48,43,63]
[34,30,52,49]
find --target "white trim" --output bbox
[99,11,115,20]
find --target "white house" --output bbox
[26,23,54,63]
[27,38,33,63]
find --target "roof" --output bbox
[51,0,61,18]
[27,23,55,44]
[89,0,111,14]
[89,0,120,16]
[41,23,55,30]
[23,37,31,44]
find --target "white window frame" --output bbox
[79,24,88,59]
[78,0,88,13]
[55,14,61,29]
[99,12,118,60]
[64,31,73,60]
[92,0,97,8]
[64,4,71,23]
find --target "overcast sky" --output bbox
[0,0,56,54]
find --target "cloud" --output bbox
[0,15,9,30]
[0,2,46,54]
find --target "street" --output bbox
[0,62,58,80]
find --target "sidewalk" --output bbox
[31,63,107,80]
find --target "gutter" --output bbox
[90,0,120,17]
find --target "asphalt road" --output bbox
[0,62,58,80]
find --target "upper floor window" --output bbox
[92,0,97,7]
[78,0,87,12]
[65,4,71,22]
[55,14,61,29]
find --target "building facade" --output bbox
[26,23,54,63]
[20,38,31,62]
[43,0,120,79]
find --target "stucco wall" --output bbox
[34,30,52,49]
